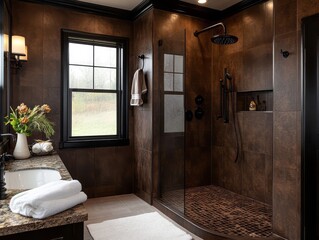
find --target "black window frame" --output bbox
[60,29,129,148]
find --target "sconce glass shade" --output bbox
[12,35,26,55]
[198,0,207,3]
[3,34,9,52]
[20,46,28,61]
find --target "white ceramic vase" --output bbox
[13,133,31,160]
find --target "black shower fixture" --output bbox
[218,68,233,123]
[280,49,289,58]
[194,22,238,45]
[195,95,204,105]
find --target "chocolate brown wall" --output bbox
[152,10,212,193]
[133,9,154,203]
[11,0,134,198]
[133,9,212,202]
[272,0,319,239]
[211,1,273,204]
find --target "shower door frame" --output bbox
[301,13,319,240]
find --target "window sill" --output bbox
[59,138,129,149]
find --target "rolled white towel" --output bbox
[31,144,42,154]
[10,180,87,219]
[20,192,87,219]
[42,142,53,152]
[32,141,53,154]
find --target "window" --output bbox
[60,30,129,148]
[163,54,185,133]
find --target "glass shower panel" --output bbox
[164,73,174,91]
[158,30,185,214]
[164,95,184,133]
[173,74,183,92]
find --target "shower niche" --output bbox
[237,90,273,112]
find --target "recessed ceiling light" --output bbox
[198,0,207,4]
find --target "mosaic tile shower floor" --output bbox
[160,185,272,238]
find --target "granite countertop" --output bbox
[0,154,88,236]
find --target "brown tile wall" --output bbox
[10,1,315,237]
[211,1,274,205]
[152,10,212,194]
[272,0,319,239]
[132,10,154,204]
[11,0,134,198]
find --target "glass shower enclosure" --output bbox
[157,29,186,214]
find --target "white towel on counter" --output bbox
[9,180,87,219]
[32,141,53,154]
[130,68,147,106]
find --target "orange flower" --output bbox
[41,104,51,113]
[20,117,29,124]
[17,103,28,114]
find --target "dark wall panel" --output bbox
[11,0,134,198]
[211,1,273,204]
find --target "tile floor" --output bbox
[83,194,202,240]
[160,185,272,238]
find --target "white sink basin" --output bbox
[4,168,62,189]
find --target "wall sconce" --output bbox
[11,35,28,69]
[3,34,9,52]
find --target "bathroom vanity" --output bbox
[0,154,88,240]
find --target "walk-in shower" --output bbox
[155,21,272,240]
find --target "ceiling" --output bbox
[77,0,243,11]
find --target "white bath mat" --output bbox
[87,212,193,240]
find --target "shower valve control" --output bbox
[185,110,193,121]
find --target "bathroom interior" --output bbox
[0,0,319,239]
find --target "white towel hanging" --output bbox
[130,68,147,106]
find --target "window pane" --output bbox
[95,46,116,67]
[174,73,183,92]
[71,92,117,136]
[69,43,93,65]
[174,55,184,73]
[164,94,184,133]
[164,54,174,72]
[94,67,117,90]
[69,66,93,89]
[164,73,173,91]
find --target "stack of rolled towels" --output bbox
[9,180,87,219]
[32,141,54,155]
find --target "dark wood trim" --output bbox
[0,222,84,240]
[131,0,153,20]
[222,0,270,18]
[18,0,132,20]
[301,13,319,240]
[18,0,269,21]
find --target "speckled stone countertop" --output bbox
[0,154,88,236]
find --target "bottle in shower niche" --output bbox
[256,95,261,111]
[260,100,267,111]
[249,98,256,111]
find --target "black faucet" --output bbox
[0,153,14,200]
[0,133,16,143]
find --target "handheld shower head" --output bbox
[225,72,232,80]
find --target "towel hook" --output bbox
[280,49,289,58]
[138,54,145,69]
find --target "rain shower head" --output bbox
[211,34,238,45]
[194,22,238,45]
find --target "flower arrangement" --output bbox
[4,103,55,138]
